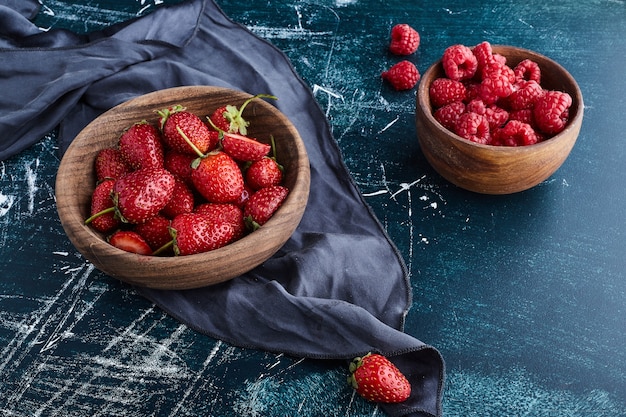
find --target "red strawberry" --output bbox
[158,105,219,155]
[195,203,246,240]
[118,121,164,170]
[134,214,172,251]
[191,151,244,203]
[245,156,283,190]
[169,212,235,255]
[244,185,289,230]
[161,177,195,219]
[208,94,277,135]
[112,168,176,224]
[95,148,131,181]
[221,132,271,162]
[108,230,153,255]
[85,179,119,232]
[347,353,411,404]
[164,150,195,187]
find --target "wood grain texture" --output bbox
[416,45,583,194]
[56,86,310,289]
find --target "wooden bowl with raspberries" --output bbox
[416,43,583,194]
[56,86,310,290]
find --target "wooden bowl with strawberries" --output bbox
[416,43,583,194]
[56,86,310,290]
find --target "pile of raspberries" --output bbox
[430,41,573,147]
[380,25,573,147]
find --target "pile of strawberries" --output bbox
[430,41,573,146]
[85,94,289,256]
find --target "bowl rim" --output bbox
[417,44,584,153]
[55,85,311,289]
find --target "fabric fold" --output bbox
[0,1,445,415]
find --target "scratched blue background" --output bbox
[1,0,625,416]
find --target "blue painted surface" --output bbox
[1,0,625,416]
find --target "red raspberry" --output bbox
[533,90,572,135]
[472,41,494,72]
[466,98,487,115]
[381,60,420,90]
[509,108,535,126]
[492,120,539,146]
[485,104,509,130]
[508,80,544,110]
[455,112,491,144]
[434,101,466,131]
[514,59,541,83]
[442,44,478,81]
[480,60,516,84]
[389,24,420,55]
[429,78,467,107]
[478,75,514,104]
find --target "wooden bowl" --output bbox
[56,86,310,290]
[416,45,584,194]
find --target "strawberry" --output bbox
[191,150,244,203]
[85,179,119,232]
[134,214,172,251]
[108,230,153,255]
[164,150,195,187]
[245,156,283,190]
[243,185,289,230]
[347,353,411,404]
[195,203,246,240]
[158,105,219,155]
[118,121,164,170]
[112,168,176,224]
[95,148,131,181]
[161,177,195,219]
[234,184,254,208]
[169,212,235,255]
[208,94,277,135]
[221,132,271,162]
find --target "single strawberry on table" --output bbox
[347,353,411,404]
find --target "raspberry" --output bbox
[514,59,541,83]
[481,60,516,84]
[484,104,509,130]
[434,101,466,131]
[381,60,420,90]
[466,98,487,115]
[492,120,539,146]
[472,41,494,72]
[442,44,478,81]
[429,77,467,107]
[509,108,535,126]
[455,112,491,144]
[389,24,420,55]
[478,75,514,104]
[533,90,572,135]
[508,80,544,110]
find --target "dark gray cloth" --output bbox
[0,1,444,415]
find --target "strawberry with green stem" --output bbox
[158,105,219,155]
[208,93,277,135]
[244,185,289,230]
[347,353,411,404]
